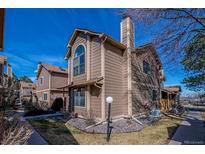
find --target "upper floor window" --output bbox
[40,76,44,85]
[73,45,85,76]
[143,60,151,75]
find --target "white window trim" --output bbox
[40,76,44,86]
[43,92,48,101]
[72,43,86,77]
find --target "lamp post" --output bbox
[106,96,113,142]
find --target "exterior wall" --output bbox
[68,34,103,119]
[70,33,87,85]
[90,37,101,78]
[0,63,3,85]
[90,37,102,118]
[36,67,49,91]
[36,90,50,105]
[131,50,161,115]
[51,72,68,89]
[50,90,68,109]
[104,42,128,117]
[36,67,50,106]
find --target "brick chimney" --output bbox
[120,16,135,116]
[120,16,135,49]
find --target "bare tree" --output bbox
[0,114,33,145]
[121,9,205,67]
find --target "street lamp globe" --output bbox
[106,96,113,104]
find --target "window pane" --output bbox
[80,54,85,64]
[143,61,151,75]
[73,67,78,76]
[73,57,79,67]
[79,64,85,74]
[80,88,85,107]
[74,45,85,58]
[73,88,85,107]
[152,90,157,101]
[74,90,79,106]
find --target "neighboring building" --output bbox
[36,63,68,110]
[0,56,12,107]
[20,81,36,103]
[160,85,182,112]
[0,8,5,51]
[0,56,7,106]
[63,16,164,120]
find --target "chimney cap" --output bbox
[121,13,133,20]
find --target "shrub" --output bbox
[0,114,33,145]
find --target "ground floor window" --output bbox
[43,92,48,101]
[73,88,85,107]
[148,89,158,101]
[152,90,157,101]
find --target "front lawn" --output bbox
[29,117,181,145]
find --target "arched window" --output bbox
[73,45,85,76]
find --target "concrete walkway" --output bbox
[169,111,205,145]
[18,115,48,145]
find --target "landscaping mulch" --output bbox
[66,116,160,134]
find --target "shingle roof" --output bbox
[42,64,68,74]
[164,86,182,93]
[37,63,68,78]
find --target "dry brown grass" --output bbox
[29,117,181,145]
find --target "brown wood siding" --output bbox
[36,90,50,105]
[51,72,68,89]
[90,37,101,78]
[89,37,102,118]
[104,43,127,117]
[71,33,87,85]
[131,50,160,115]
[90,85,101,118]
[36,67,49,91]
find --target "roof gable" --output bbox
[64,28,126,59]
[134,43,162,69]
[37,64,68,78]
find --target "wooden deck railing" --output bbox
[160,99,175,112]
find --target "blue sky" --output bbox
[0,8,192,95]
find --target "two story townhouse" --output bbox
[20,81,36,103]
[36,63,68,110]
[63,16,164,121]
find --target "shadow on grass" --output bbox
[167,124,180,140]
[29,119,79,145]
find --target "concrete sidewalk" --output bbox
[20,117,48,145]
[169,111,205,145]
